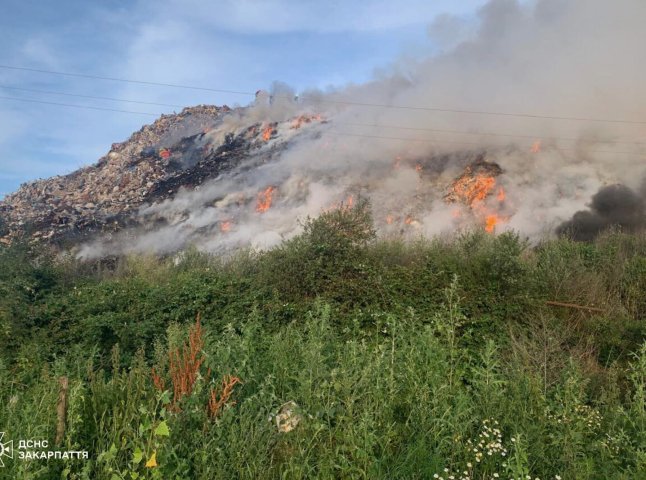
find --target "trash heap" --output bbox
[0,104,284,246]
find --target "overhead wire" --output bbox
[0,93,644,158]
[0,64,252,95]
[0,95,158,116]
[2,63,646,125]
[1,86,644,147]
[333,122,646,147]
[0,84,185,108]
[323,131,646,157]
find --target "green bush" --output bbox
[0,215,645,478]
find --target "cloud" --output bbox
[20,37,62,69]
[150,0,488,34]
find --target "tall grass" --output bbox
[0,205,644,478]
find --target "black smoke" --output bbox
[557,182,646,241]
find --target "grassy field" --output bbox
[0,204,644,479]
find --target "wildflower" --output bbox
[494,474,499,478]
[433,475,439,479]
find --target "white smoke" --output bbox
[77,0,646,258]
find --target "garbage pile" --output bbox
[0,104,293,246]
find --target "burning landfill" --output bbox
[1,0,645,257]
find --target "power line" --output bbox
[1,84,644,146]
[328,131,645,156]
[319,99,646,126]
[0,64,254,96]
[2,63,646,125]
[0,94,643,156]
[0,84,185,108]
[0,95,158,116]
[335,121,646,147]
[2,81,645,147]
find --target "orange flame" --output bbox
[386,215,394,225]
[159,148,171,159]
[220,221,232,233]
[256,186,275,213]
[262,125,275,141]
[452,175,497,204]
[497,187,506,202]
[415,163,423,174]
[404,216,414,225]
[531,140,541,153]
[485,215,499,233]
[290,114,323,129]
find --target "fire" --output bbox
[485,215,499,233]
[531,140,541,153]
[290,114,323,129]
[159,148,171,159]
[256,186,275,213]
[325,194,355,212]
[445,159,509,235]
[386,215,394,225]
[415,163,423,174]
[262,125,275,141]
[220,221,232,233]
[452,174,497,204]
[404,216,414,225]
[393,156,402,169]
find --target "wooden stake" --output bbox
[545,301,605,313]
[55,377,69,447]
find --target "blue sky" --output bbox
[0,0,489,198]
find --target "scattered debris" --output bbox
[272,401,303,433]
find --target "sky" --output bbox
[0,0,488,198]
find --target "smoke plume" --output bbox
[557,182,646,241]
[77,0,646,258]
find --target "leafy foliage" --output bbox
[0,208,644,478]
